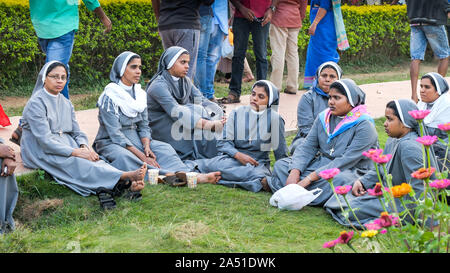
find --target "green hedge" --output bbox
[0,2,410,93]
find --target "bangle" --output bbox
[305,176,312,183]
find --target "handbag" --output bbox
[269,184,322,210]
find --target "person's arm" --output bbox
[262,0,280,26]
[299,0,307,21]
[309,7,327,35]
[390,0,400,5]
[230,0,255,21]
[93,6,112,33]
[152,0,160,21]
[296,92,315,138]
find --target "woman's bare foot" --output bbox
[197,171,221,184]
[242,74,254,82]
[260,177,271,192]
[131,180,145,192]
[122,164,147,184]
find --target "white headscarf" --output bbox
[417,73,450,128]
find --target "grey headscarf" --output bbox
[251,80,280,110]
[109,51,141,84]
[32,61,68,95]
[330,78,366,107]
[146,46,193,105]
[392,99,419,132]
[422,72,449,96]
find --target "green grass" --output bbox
[1,120,390,253]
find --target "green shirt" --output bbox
[29,0,100,39]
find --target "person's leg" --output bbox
[195,15,214,95]
[251,21,270,80]
[159,29,175,49]
[269,24,287,91]
[422,25,450,78]
[242,57,254,82]
[285,27,300,93]
[204,23,226,99]
[38,30,75,99]
[170,29,201,79]
[228,18,251,99]
[409,26,427,102]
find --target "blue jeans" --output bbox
[229,17,269,97]
[38,30,75,99]
[410,25,450,60]
[195,16,226,99]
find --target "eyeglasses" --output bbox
[47,74,67,81]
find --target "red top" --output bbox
[234,0,272,19]
[271,0,308,28]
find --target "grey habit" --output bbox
[0,138,18,234]
[146,46,223,160]
[93,51,193,177]
[268,79,378,206]
[324,99,438,228]
[195,80,289,192]
[20,62,123,196]
[290,62,343,154]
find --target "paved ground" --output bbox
[1,78,449,175]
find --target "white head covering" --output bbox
[417,73,450,128]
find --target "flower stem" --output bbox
[400,197,417,225]
[343,194,365,230]
[328,179,359,234]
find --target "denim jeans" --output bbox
[38,30,75,99]
[195,15,226,99]
[229,17,269,97]
[410,25,450,60]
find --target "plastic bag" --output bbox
[269,184,322,210]
[221,28,234,59]
[0,104,11,127]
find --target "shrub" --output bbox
[0,1,411,94]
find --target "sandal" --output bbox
[9,126,22,146]
[96,187,116,210]
[122,189,142,202]
[284,88,297,95]
[112,180,132,197]
[218,94,240,104]
[162,173,187,187]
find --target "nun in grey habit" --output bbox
[0,138,18,234]
[194,80,289,192]
[146,46,224,160]
[417,72,450,170]
[93,51,193,177]
[290,61,343,154]
[20,61,144,197]
[268,79,379,206]
[324,99,438,229]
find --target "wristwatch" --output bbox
[269,5,276,12]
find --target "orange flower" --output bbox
[411,167,435,180]
[390,183,412,198]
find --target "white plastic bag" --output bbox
[221,33,234,59]
[269,184,322,210]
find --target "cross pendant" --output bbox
[59,130,63,137]
[330,147,334,156]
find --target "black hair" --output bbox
[46,62,68,76]
[386,100,401,120]
[127,54,141,65]
[253,81,270,97]
[320,64,339,76]
[421,75,438,91]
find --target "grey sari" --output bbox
[0,138,18,234]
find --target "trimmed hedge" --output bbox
[0,1,410,92]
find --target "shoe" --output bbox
[218,94,240,104]
[284,88,297,95]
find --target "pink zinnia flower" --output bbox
[429,179,450,190]
[335,185,352,195]
[322,239,338,249]
[411,167,435,180]
[367,183,385,197]
[363,149,383,160]
[371,154,392,164]
[408,110,431,120]
[336,231,354,244]
[319,168,341,180]
[416,135,438,147]
[379,229,387,234]
[437,122,450,132]
[364,222,382,230]
[373,212,399,228]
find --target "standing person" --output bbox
[152,0,215,79]
[0,138,18,234]
[10,0,112,146]
[391,0,450,103]
[29,0,112,99]
[269,0,307,95]
[195,0,229,102]
[303,0,346,89]
[220,0,279,104]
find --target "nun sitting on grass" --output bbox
[146,46,225,161]
[194,80,289,192]
[93,51,221,186]
[268,79,378,206]
[0,138,18,234]
[20,61,147,210]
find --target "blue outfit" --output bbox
[303,0,339,89]
[195,1,228,99]
[0,138,18,234]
